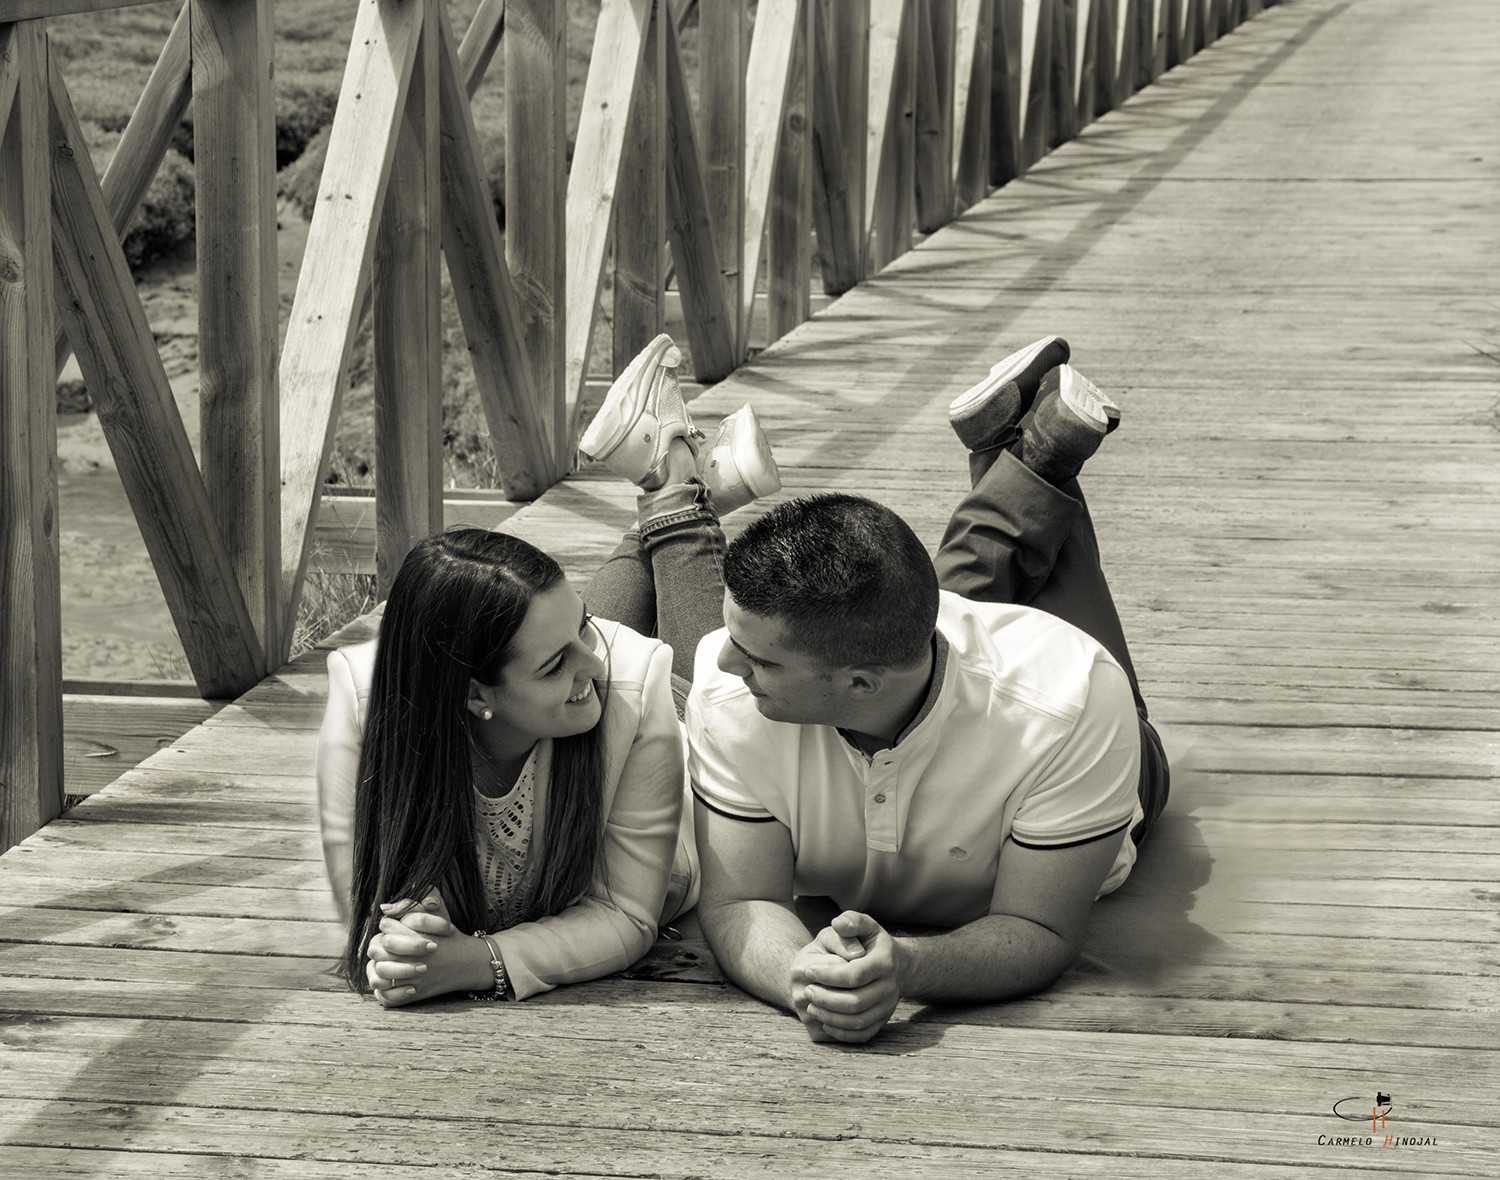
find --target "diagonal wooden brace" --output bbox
[46,54,264,699]
[277,0,423,639]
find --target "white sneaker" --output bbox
[697,405,781,516]
[578,333,695,488]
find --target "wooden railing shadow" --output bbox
[1,0,1276,851]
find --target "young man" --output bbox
[685,336,1170,1043]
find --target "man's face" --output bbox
[717,594,848,726]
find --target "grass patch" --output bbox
[290,568,380,659]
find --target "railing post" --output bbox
[1047,0,1078,148]
[0,19,63,853]
[191,0,283,668]
[698,0,747,359]
[952,0,994,213]
[614,0,666,370]
[915,0,956,232]
[373,0,442,597]
[990,0,1024,185]
[767,0,811,343]
[505,0,568,473]
[866,0,916,273]
[810,0,865,295]
[824,0,868,284]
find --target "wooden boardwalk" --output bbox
[3,0,1497,1173]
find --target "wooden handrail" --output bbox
[0,0,1277,851]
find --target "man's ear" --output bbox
[845,666,886,698]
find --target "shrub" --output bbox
[275,81,340,169]
[277,124,330,220]
[85,123,196,270]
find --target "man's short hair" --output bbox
[723,493,939,668]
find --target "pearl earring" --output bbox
[479,707,493,721]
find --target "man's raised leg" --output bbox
[934,352,1168,842]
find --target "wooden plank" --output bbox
[737,0,800,348]
[0,20,61,853]
[191,0,282,668]
[60,695,221,796]
[504,0,567,470]
[51,4,191,378]
[46,54,264,699]
[766,0,811,344]
[612,0,665,373]
[310,490,523,577]
[0,1020,1490,1166]
[913,0,956,232]
[563,0,652,435]
[277,0,422,640]
[696,0,746,358]
[433,2,553,501]
[0,1148,497,1180]
[661,7,736,381]
[7,1099,1478,1180]
[951,0,993,211]
[373,0,442,597]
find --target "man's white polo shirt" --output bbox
[686,591,1143,928]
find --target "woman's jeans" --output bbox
[581,479,727,694]
[580,480,725,924]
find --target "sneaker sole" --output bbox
[578,332,680,460]
[949,334,1070,416]
[1057,366,1120,433]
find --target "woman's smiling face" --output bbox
[474,581,606,752]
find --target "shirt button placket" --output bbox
[866,758,899,851]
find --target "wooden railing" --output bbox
[0,0,1273,850]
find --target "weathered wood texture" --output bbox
[372,0,442,597]
[0,21,62,852]
[503,0,568,471]
[2,0,1495,1173]
[191,0,281,668]
[612,0,666,370]
[276,0,420,640]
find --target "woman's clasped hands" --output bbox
[364,889,499,1006]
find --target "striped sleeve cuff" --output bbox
[1010,818,1131,852]
[691,788,779,823]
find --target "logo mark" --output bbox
[1333,1092,1393,1133]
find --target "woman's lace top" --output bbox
[474,747,540,931]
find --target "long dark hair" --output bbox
[338,529,609,989]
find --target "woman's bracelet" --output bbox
[471,931,510,1001]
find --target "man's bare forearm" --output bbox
[894,913,1080,1003]
[697,897,813,1011]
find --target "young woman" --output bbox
[315,334,781,1004]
